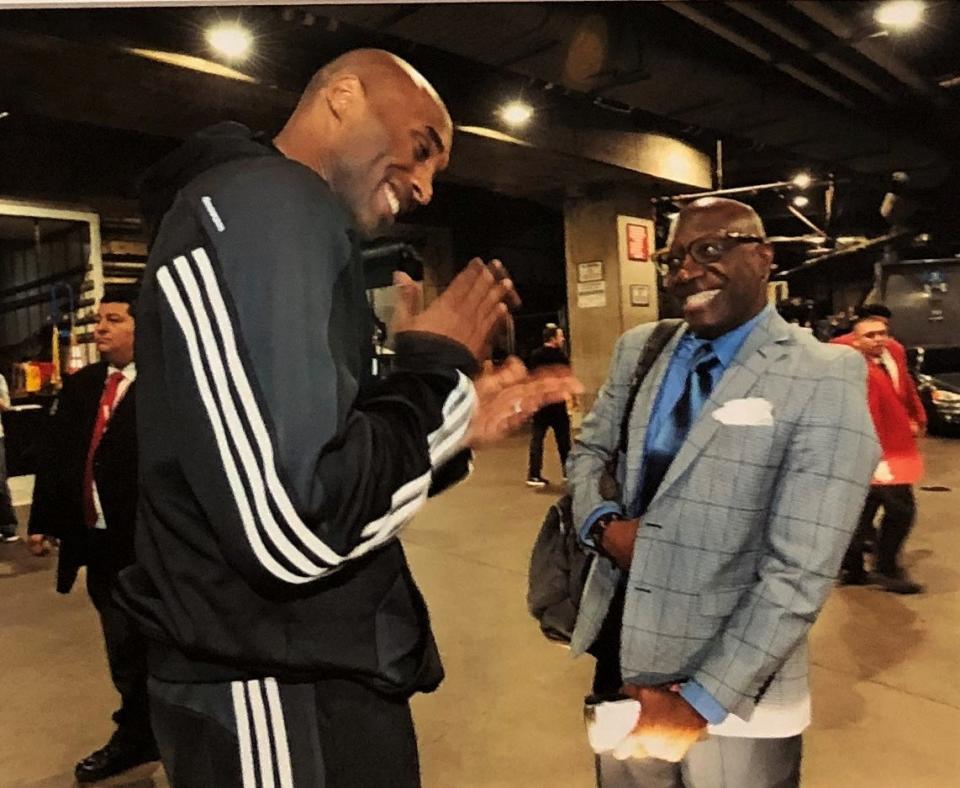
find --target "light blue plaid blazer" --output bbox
[568,310,879,721]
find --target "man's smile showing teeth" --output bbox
[384,184,400,215]
[685,289,721,308]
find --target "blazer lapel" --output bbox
[621,325,688,510]
[647,310,794,509]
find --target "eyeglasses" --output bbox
[653,232,765,278]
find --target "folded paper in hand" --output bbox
[712,397,774,426]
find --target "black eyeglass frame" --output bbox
[653,232,766,278]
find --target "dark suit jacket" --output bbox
[27,361,139,593]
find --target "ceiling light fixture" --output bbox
[874,0,925,31]
[0,111,9,121]
[126,48,257,83]
[792,195,810,208]
[206,23,253,61]
[498,100,534,128]
[791,172,812,190]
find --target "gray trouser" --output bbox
[597,734,802,788]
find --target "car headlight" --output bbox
[932,389,960,403]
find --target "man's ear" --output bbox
[757,243,774,280]
[323,73,365,124]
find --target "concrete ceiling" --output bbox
[0,2,957,240]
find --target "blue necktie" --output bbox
[673,343,720,438]
[639,342,719,514]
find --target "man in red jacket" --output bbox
[835,314,925,593]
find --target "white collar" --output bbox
[108,362,137,382]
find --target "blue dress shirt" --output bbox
[579,305,772,724]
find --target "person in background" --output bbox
[833,304,925,433]
[836,315,925,593]
[526,323,572,487]
[27,289,158,783]
[0,372,20,542]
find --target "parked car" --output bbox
[910,346,960,436]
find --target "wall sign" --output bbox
[577,281,607,308]
[629,284,650,307]
[625,222,651,261]
[577,260,604,282]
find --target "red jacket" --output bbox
[832,334,924,484]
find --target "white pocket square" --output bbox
[712,397,774,426]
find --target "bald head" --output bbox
[667,197,766,247]
[275,48,453,237]
[300,49,451,133]
[662,197,773,338]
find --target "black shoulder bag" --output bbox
[526,320,682,644]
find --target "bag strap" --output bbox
[613,319,683,464]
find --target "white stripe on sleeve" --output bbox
[159,248,476,582]
[172,256,339,574]
[158,266,316,585]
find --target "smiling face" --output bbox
[324,64,452,238]
[664,199,773,338]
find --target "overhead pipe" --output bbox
[661,1,857,110]
[788,0,942,102]
[652,177,836,204]
[725,1,897,103]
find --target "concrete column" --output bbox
[564,184,660,411]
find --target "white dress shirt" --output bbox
[92,362,136,530]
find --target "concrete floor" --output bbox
[1,433,958,787]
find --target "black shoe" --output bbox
[872,570,924,595]
[526,476,548,488]
[74,732,160,784]
[839,568,869,586]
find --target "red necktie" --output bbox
[82,371,126,527]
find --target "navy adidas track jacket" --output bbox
[118,123,475,695]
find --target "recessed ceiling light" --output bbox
[793,195,810,208]
[874,1,925,31]
[791,172,812,189]
[498,101,534,127]
[206,23,253,61]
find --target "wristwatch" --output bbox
[587,512,622,559]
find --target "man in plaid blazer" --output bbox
[567,198,879,787]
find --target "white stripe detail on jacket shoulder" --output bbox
[201,196,226,232]
[263,679,294,788]
[158,266,315,585]
[246,681,276,788]
[231,681,257,788]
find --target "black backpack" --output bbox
[526,320,682,644]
